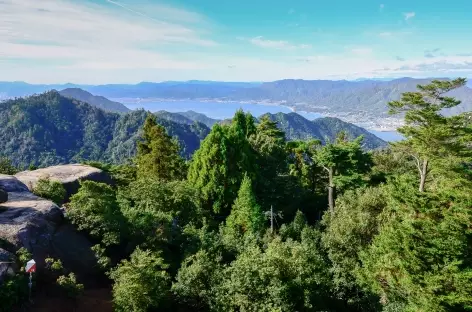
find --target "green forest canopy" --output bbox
[2,79,472,312]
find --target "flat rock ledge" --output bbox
[15,164,112,201]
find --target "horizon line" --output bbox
[1,76,469,86]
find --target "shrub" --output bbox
[0,157,17,175]
[45,257,64,272]
[33,178,66,205]
[56,273,84,298]
[16,247,32,267]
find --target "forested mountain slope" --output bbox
[0,91,209,167]
[259,113,386,149]
[177,110,219,127]
[0,91,385,167]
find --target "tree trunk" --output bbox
[419,159,428,192]
[328,167,335,213]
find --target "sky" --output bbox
[1,0,472,84]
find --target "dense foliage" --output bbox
[4,79,472,312]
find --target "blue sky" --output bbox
[1,0,472,83]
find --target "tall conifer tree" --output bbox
[136,114,185,181]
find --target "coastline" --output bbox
[114,97,400,133]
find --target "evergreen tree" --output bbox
[250,115,289,207]
[188,124,231,214]
[110,248,170,312]
[357,180,472,311]
[226,110,258,184]
[316,132,373,212]
[136,114,186,181]
[226,174,265,235]
[388,78,472,192]
[287,139,323,194]
[188,111,258,215]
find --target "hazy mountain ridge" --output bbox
[177,110,219,127]
[2,79,471,120]
[263,113,387,149]
[59,88,130,113]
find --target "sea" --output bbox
[119,99,402,142]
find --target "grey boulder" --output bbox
[0,188,7,204]
[0,174,98,281]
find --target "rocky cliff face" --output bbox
[0,165,112,283]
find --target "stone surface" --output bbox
[0,191,62,268]
[0,173,98,282]
[15,164,112,201]
[0,174,29,192]
[0,188,7,204]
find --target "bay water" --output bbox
[120,99,401,142]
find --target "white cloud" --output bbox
[249,36,311,50]
[0,0,216,73]
[403,12,416,20]
[0,1,470,84]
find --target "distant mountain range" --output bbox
[1,79,471,125]
[0,91,386,167]
[59,88,130,113]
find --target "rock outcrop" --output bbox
[0,188,7,203]
[0,174,29,192]
[15,164,112,201]
[0,173,98,283]
[0,179,63,272]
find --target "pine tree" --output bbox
[136,114,186,181]
[226,174,265,235]
[287,139,323,194]
[388,78,472,192]
[316,132,373,212]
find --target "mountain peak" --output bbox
[59,88,129,113]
